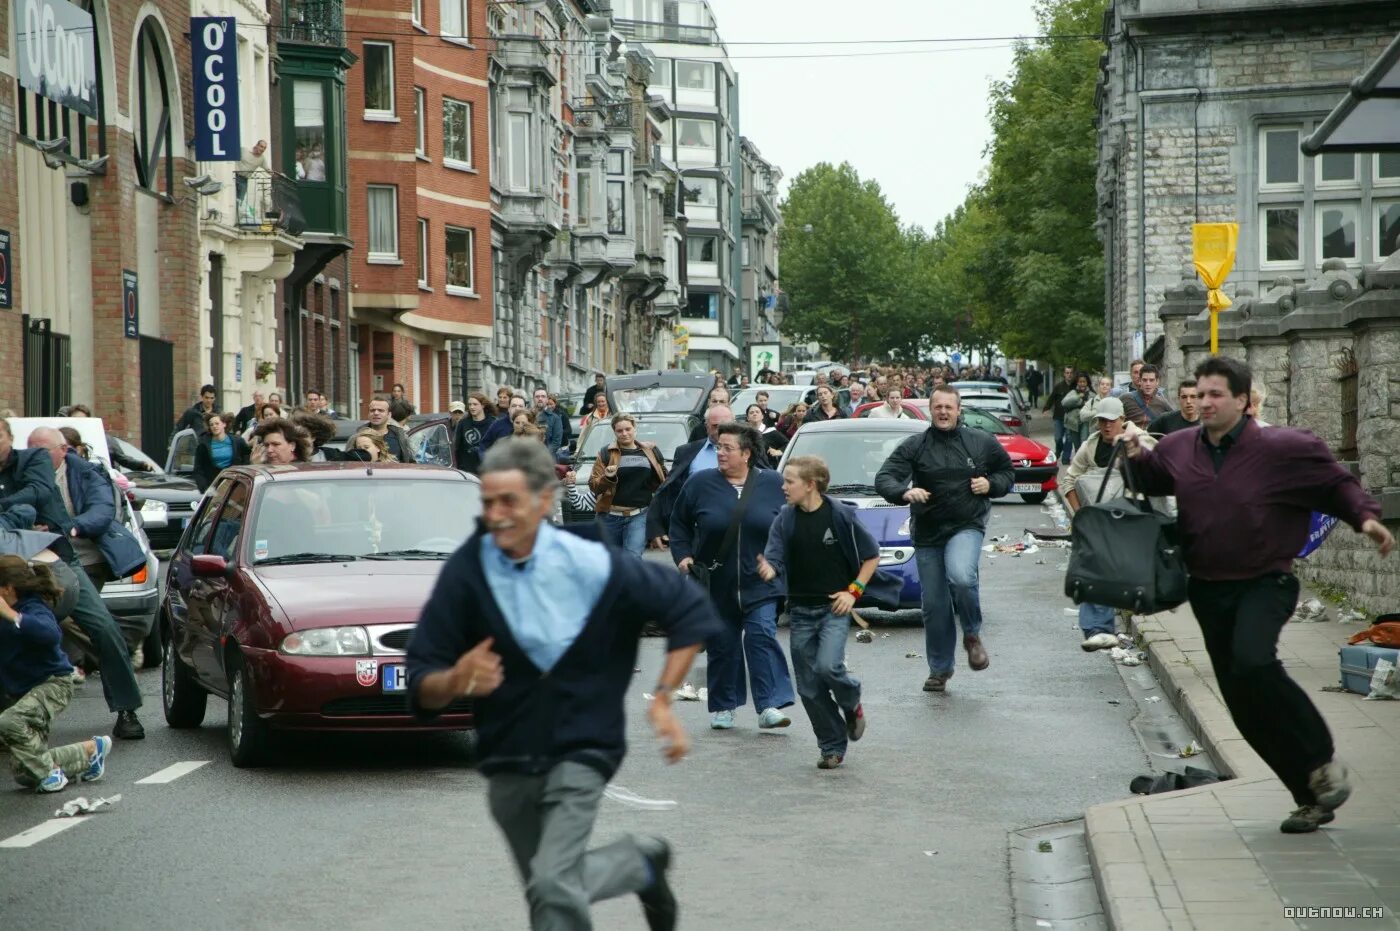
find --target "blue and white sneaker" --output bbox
[758,707,791,729]
[80,735,112,783]
[37,767,68,794]
[710,710,735,730]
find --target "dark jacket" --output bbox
[536,407,564,450]
[669,468,787,618]
[762,494,903,609]
[1132,418,1380,580]
[406,534,721,779]
[874,424,1015,547]
[480,413,515,452]
[0,449,76,562]
[176,401,215,437]
[645,437,707,540]
[453,416,492,474]
[803,404,846,424]
[581,383,605,414]
[232,403,258,435]
[1044,379,1076,418]
[58,451,145,578]
[358,422,413,463]
[0,595,74,697]
[193,434,251,492]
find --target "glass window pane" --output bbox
[509,114,530,190]
[1264,129,1299,185]
[364,43,393,112]
[444,98,470,164]
[416,219,427,286]
[1378,203,1400,257]
[686,236,716,262]
[293,81,326,181]
[1319,152,1355,183]
[677,119,714,148]
[368,186,398,256]
[414,88,425,155]
[576,172,591,225]
[1265,207,1299,263]
[676,60,713,90]
[606,180,625,234]
[1379,153,1400,179]
[1318,203,1357,260]
[446,227,473,290]
[606,150,625,174]
[682,177,716,206]
[441,0,463,37]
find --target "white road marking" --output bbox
[0,818,89,848]
[135,761,210,785]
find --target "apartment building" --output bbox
[739,136,782,347]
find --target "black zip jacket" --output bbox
[874,424,1015,547]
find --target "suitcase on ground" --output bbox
[1338,643,1400,695]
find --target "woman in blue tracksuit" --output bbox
[670,422,795,731]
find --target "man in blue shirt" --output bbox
[645,404,729,546]
[408,439,720,931]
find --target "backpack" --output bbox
[1348,618,1400,649]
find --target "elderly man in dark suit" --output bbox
[646,405,732,548]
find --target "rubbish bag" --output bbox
[1129,766,1222,796]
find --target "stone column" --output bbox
[1279,262,1357,449]
[1238,278,1296,429]
[1157,271,1206,385]
[1345,253,1400,492]
[1178,309,1211,376]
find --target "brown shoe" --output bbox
[923,672,952,692]
[964,635,989,671]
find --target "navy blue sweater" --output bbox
[762,494,904,610]
[406,532,721,778]
[0,596,74,697]
[669,468,787,618]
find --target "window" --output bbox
[1318,152,1356,186]
[1262,128,1300,187]
[446,227,475,294]
[682,177,717,211]
[606,150,625,175]
[1317,203,1358,260]
[576,171,592,226]
[363,42,394,116]
[741,236,751,266]
[606,181,626,234]
[676,118,715,150]
[687,235,718,263]
[1377,202,1400,258]
[441,0,466,39]
[417,218,429,287]
[508,113,531,191]
[675,60,714,91]
[134,19,174,194]
[1263,207,1300,264]
[367,186,399,260]
[292,80,326,181]
[443,98,472,167]
[1378,153,1400,182]
[411,0,423,27]
[683,292,717,320]
[208,482,250,561]
[414,87,426,157]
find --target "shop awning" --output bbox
[1301,32,1400,154]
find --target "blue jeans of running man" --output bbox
[915,529,986,677]
[1079,602,1116,637]
[705,600,795,715]
[1052,417,1070,462]
[600,508,648,557]
[788,605,861,757]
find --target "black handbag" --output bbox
[1064,442,1187,614]
[688,469,756,589]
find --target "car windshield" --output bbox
[784,430,916,493]
[108,435,164,473]
[731,387,807,413]
[959,394,1011,411]
[249,478,481,563]
[961,407,1012,435]
[612,385,705,413]
[580,421,691,461]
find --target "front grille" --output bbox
[379,629,413,651]
[321,696,472,717]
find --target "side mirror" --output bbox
[191,554,230,578]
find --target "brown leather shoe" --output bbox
[922,672,951,692]
[964,635,989,671]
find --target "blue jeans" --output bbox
[1053,417,1070,462]
[66,557,142,712]
[600,508,648,557]
[915,530,985,676]
[1079,602,1116,637]
[706,601,795,714]
[788,605,861,756]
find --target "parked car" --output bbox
[561,413,699,524]
[5,417,162,665]
[732,385,854,417]
[952,388,1031,435]
[106,433,202,551]
[950,380,1033,424]
[775,419,927,610]
[604,370,717,416]
[160,463,482,766]
[167,416,455,474]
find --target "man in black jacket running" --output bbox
[876,386,1014,693]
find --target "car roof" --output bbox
[225,463,473,483]
[793,418,926,434]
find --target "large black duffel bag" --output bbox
[1064,443,1187,614]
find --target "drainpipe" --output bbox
[1127,28,1146,369]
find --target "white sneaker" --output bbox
[1081,632,1119,652]
[758,707,791,728]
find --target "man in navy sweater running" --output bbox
[408,438,721,931]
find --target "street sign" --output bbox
[951,352,962,364]
[15,0,98,119]
[122,270,138,339]
[191,17,241,161]
[235,351,243,383]
[0,229,11,308]
[1193,223,1238,353]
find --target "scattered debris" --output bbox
[855,629,874,644]
[1338,608,1368,625]
[1036,840,1054,853]
[1290,598,1327,623]
[1364,659,1399,701]
[905,652,923,659]
[1034,558,1045,565]
[1108,646,1143,667]
[1064,608,1079,617]
[1178,740,1203,758]
[1130,766,1221,795]
[1106,699,1121,705]
[881,632,891,639]
[603,785,678,811]
[54,795,121,818]
[1320,685,1350,693]
[923,850,938,856]
[1144,696,1163,703]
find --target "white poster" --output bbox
[15,0,98,119]
[749,343,780,377]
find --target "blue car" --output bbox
[775,418,928,610]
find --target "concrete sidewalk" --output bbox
[1084,601,1400,930]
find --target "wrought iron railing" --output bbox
[235,169,306,237]
[280,0,344,46]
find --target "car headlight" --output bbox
[280,627,370,656]
[879,546,914,566]
[897,516,911,537]
[140,499,168,520]
[1040,451,1057,465]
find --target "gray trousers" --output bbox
[488,761,655,931]
[64,556,142,712]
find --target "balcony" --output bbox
[280,0,344,46]
[741,193,778,232]
[236,170,306,238]
[614,19,719,46]
[493,36,557,86]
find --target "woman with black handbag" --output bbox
[670,422,794,731]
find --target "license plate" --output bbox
[381,664,407,693]
[1012,482,1042,493]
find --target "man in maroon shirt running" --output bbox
[1121,355,1394,834]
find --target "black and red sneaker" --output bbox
[845,703,866,741]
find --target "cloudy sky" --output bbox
[705,0,1042,232]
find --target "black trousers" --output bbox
[1188,573,1333,806]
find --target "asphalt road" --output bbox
[0,497,1152,930]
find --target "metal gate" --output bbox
[139,336,175,460]
[21,315,71,416]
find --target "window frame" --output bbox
[443,97,473,170]
[1316,151,1357,189]
[686,233,719,264]
[411,0,423,28]
[674,59,715,92]
[446,226,476,296]
[1315,201,1360,262]
[414,87,426,158]
[1376,199,1400,259]
[367,184,401,263]
[508,112,531,192]
[440,0,468,41]
[363,41,397,120]
[1259,205,1303,269]
[606,180,626,235]
[417,217,429,288]
[1259,126,1302,191]
[576,170,592,227]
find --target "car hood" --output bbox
[992,434,1052,464]
[253,562,446,630]
[846,504,912,543]
[126,472,201,498]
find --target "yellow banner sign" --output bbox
[1192,223,1238,353]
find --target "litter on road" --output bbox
[855,629,874,644]
[905,652,923,659]
[1178,740,1203,758]
[54,795,122,818]
[1291,598,1327,622]
[1108,647,1144,667]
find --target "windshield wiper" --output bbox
[255,553,362,566]
[828,482,878,495]
[363,549,451,560]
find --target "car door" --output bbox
[409,422,452,466]
[202,480,251,691]
[179,480,237,688]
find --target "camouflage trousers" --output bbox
[0,676,89,787]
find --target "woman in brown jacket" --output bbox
[587,413,667,556]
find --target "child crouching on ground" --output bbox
[0,555,111,793]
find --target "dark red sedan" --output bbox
[160,463,482,766]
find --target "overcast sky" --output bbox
[705,0,1042,232]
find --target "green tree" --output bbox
[778,162,909,361]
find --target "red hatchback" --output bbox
[160,463,482,766]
